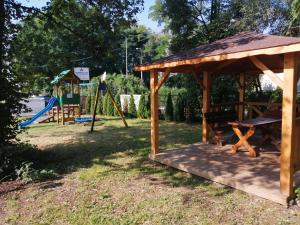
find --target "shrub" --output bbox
[146,93,151,118]
[90,95,95,115]
[96,94,103,115]
[174,94,185,122]
[138,93,147,119]
[165,92,174,121]
[114,93,121,116]
[85,95,91,114]
[106,93,114,116]
[103,93,108,115]
[123,97,129,115]
[128,94,137,118]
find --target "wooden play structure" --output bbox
[135,32,300,204]
[51,69,81,125]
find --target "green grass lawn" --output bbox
[1,117,300,225]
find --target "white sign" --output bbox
[74,67,90,80]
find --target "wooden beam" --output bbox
[150,70,159,157]
[280,52,297,198]
[238,73,245,121]
[155,68,171,93]
[249,56,284,89]
[134,43,300,71]
[202,71,211,143]
[211,59,238,75]
[90,80,101,132]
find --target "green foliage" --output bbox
[137,93,148,119]
[150,0,292,52]
[295,186,300,199]
[106,93,114,116]
[123,97,129,115]
[15,162,57,183]
[12,0,144,93]
[211,76,239,104]
[165,92,174,121]
[96,94,103,115]
[106,74,147,95]
[114,93,121,116]
[103,93,108,115]
[269,87,283,103]
[174,94,185,122]
[128,94,137,118]
[85,96,91,115]
[90,96,95,115]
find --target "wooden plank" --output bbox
[150,70,159,156]
[134,43,300,71]
[280,52,297,197]
[239,73,245,121]
[211,59,238,75]
[155,68,171,93]
[249,56,284,89]
[202,71,211,143]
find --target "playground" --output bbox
[1,118,300,225]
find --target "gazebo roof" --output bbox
[135,32,300,72]
[51,69,80,85]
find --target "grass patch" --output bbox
[1,117,299,225]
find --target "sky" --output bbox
[17,0,162,32]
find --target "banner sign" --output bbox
[74,67,89,80]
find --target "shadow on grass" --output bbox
[25,118,231,195]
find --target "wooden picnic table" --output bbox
[228,116,282,157]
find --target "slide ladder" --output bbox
[19,97,58,128]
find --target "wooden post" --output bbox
[280,52,297,198]
[239,73,245,121]
[202,71,211,143]
[62,104,65,125]
[150,69,159,157]
[57,106,60,124]
[91,81,101,132]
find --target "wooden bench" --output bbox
[204,110,238,146]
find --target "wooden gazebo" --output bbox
[135,32,300,204]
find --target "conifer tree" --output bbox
[165,92,174,121]
[114,93,121,116]
[85,95,91,114]
[174,94,185,122]
[106,93,114,116]
[137,93,147,119]
[128,94,137,118]
[96,94,103,115]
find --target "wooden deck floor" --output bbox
[151,143,300,205]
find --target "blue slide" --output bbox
[19,97,58,128]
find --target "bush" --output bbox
[123,97,129,115]
[90,95,95,115]
[165,92,174,121]
[96,94,103,115]
[103,93,108,115]
[85,95,91,114]
[128,94,137,118]
[106,93,114,116]
[138,93,147,119]
[146,93,151,118]
[15,162,57,183]
[114,93,121,116]
[174,94,185,122]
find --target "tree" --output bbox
[0,1,34,145]
[128,94,137,117]
[123,97,129,115]
[174,94,185,122]
[165,92,174,121]
[114,93,121,116]
[96,94,103,115]
[12,0,144,93]
[85,95,91,114]
[137,93,147,118]
[150,0,292,52]
[90,95,95,115]
[106,93,114,116]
